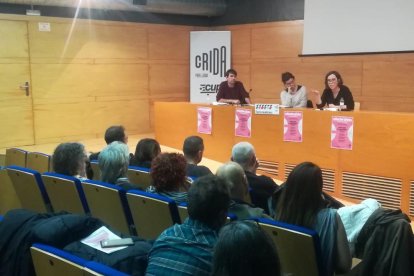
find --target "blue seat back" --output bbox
[82,179,135,235]
[126,190,180,239]
[7,165,52,213]
[41,172,90,214]
[256,217,323,276]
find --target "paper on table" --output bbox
[81,226,128,254]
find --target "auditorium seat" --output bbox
[41,172,90,215]
[31,242,132,276]
[0,168,21,214]
[31,243,87,276]
[256,218,323,276]
[26,152,52,173]
[82,179,135,235]
[126,190,180,239]
[84,261,130,276]
[7,165,52,213]
[5,148,27,167]
[127,166,152,190]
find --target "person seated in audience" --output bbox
[98,141,141,191]
[212,220,281,276]
[146,152,190,204]
[273,161,351,276]
[280,72,308,108]
[312,70,355,110]
[52,142,88,181]
[146,175,231,276]
[216,162,270,219]
[231,142,278,214]
[89,125,131,161]
[183,135,213,177]
[129,138,161,169]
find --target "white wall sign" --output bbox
[38,22,51,32]
[190,31,231,103]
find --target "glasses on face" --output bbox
[327,78,337,83]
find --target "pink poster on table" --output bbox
[331,116,354,150]
[197,107,212,134]
[235,108,252,137]
[283,111,303,142]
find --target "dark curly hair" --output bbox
[150,152,187,192]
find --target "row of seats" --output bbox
[2,149,324,276]
[6,165,182,239]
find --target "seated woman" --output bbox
[273,162,351,276]
[130,138,161,169]
[312,71,355,110]
[212,220,281,276]
[98,141,141,191]
[52,142,88,181]
[147,152,190,204]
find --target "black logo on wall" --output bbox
[195,46,227,78]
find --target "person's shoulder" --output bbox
[340,85,352,92]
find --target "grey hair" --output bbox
[98,141,130,184]
[231,142,255,170]
[216,161,248,200]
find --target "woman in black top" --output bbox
[313,71,355,110]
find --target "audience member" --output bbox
[212,220,281,276]
[183,135,213,177]
[216,68,251,104]
[280,72,307,107]
[52,142,88,180]
[274,162,351,276]
[98,141,141,190]
[130,138,161,169]
[312,70,355,110]
[147,152,190,204]
[216,162,269,219]
[231,142,278,213]
[146,175,231,276]
[89,125,131,161]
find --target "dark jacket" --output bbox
[355,208,414,276]
[0,209,102,276]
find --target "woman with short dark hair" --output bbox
[52,142,87,180]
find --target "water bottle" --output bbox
[339,97,345,109]
[206,93,210,103]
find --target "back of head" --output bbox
[216,162,248,201]
[187,175,230,230]
[98,141,130,184]
[231,142,255,171]
[183,136,204,161]
[134,138,161,164]
[275,162,324,228]
[52,142,86,177]
[150,152,187,192]
[212,221,281,276]
[281,72,295,83]
[104,125,126,144]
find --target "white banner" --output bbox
[190,31,231,103]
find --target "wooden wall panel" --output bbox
[31,63,149,100]
[28,22,148,59]
[148,27,191,60]
[251,22,303,59]
[0,20,28,57]
[149,64,189,99]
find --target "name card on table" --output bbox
[254,104,280,115]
